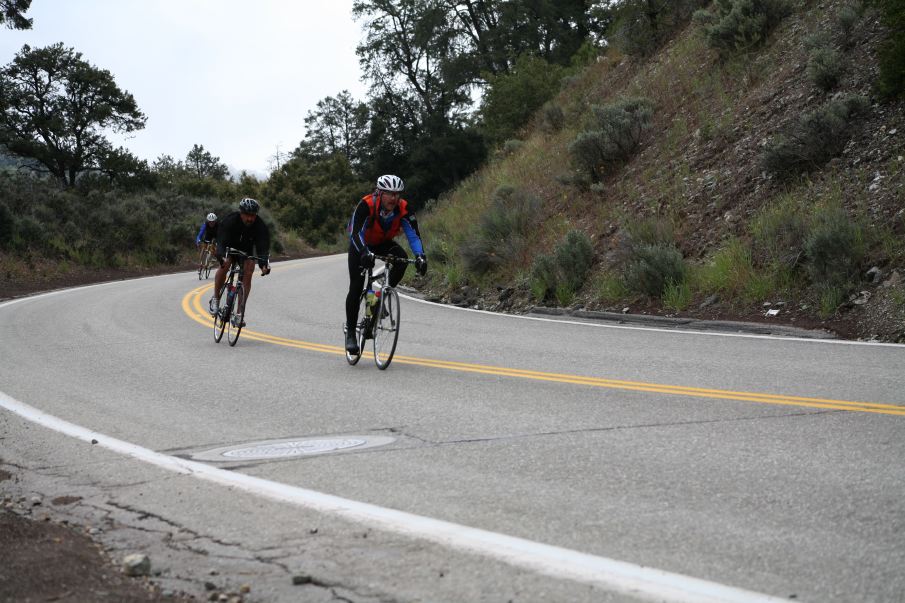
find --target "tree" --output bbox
[1,0,32,30]
[298,90,370,167]
[185,144,229,180]
[0,43,147,186]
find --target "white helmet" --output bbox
[206,212,217,222]
[376,174,404,192]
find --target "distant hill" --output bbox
[420,0,905,342]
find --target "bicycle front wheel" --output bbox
[227,286,245,346]
[345,291,369,365]
[202,250,214,279]
[198,249,208,280]
[373,287,400,370]
[213,286,227,343]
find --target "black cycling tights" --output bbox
[345,241,408,329]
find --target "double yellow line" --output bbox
[182,283,905,417]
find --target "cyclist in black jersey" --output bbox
[209,198,271,323]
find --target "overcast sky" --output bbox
[0,1,368,177]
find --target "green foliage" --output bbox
[872,0,905,98]
[185,144,229,180]
[662,278,693,311]
[1,0,32,30]
[750,196,808,269]
[804,204,865,289]
[460,185,542,276]
[481,55,566,146]
[569,98,654,182]
[0,43,147,186]
[763,94,869,179]
[555,229,595,293]
[530,229,595,303]
[623,243,686,298]
[264,152,367,246]
[697,237,771,302]
[694,0,791,54]
[610,0,710,57]
[595,273,630,303]
[807,46,845,91]
[540,102,565,134]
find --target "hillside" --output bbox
[419,0,905,342]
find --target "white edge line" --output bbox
[397,290,904,348]
[0,392,785,603]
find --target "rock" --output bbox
[122,553,151,577]
[699,294,719,308]
[240,584,251,594]
[881,270,902,288]
[30,496,42,506]
[866,266,882,284]
[205,582,218,591]
[850,291,871,305]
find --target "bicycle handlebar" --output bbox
[225,247,268,264]
[371,254,417,265]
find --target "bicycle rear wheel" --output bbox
[227,286,245,346]
[373,287,400,370]
[345,291,368,365]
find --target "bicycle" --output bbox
[345,254,416,369]
[197,241,217,280]
[213,247,267,346]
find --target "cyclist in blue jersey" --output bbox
[195,212,219,247]
[345,175,427,354]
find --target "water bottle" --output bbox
[365,289,376,316]
[226,285,235,307]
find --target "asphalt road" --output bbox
[2,254,905,602]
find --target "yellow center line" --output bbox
[182,284,905,417]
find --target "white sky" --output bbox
[0,1,368,177]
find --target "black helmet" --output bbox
[238,197,260,214]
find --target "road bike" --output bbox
[345,254,416,369]
[197,241,217,280]
[213,248,266,346]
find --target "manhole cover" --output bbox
[190,435,395,462]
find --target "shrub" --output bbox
[873,0,905,99]
[807,46,844,91]
[623,243,686,297]
[611,0,710,57]
[569,98,653,182]
[530,229,595,302]
[530,253,559,301]
[804,205,865,289]
[763,94,869,179]
[460,186,541,276]
[694,0,792,54]
[502,139,524,156]
[554,230,595,293]
[540,102,565,133]
[750,197,808,269]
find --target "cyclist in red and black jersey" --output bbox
[345,174,426,354]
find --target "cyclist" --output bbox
[195,212,219,272]
[345,174,427,354]
[195,212,219,248]
[209,198,272,325]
